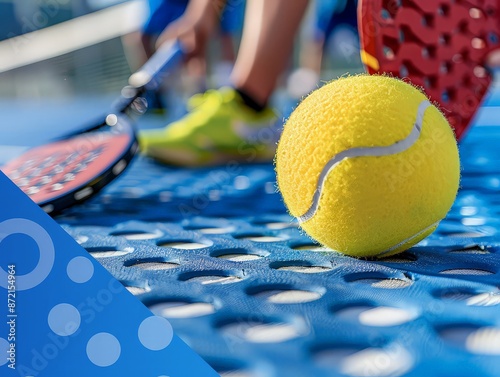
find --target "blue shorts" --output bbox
[143,0,245,37]
[315,0,358,43]
[142,0,188,37]
[219,0,245,34]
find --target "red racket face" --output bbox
[359,0,500,140]
[2,122,137,214]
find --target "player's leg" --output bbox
[139,0,310,167]
[230,0,310,106]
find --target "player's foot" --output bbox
[359,0,500,140]
[139,87,280,167]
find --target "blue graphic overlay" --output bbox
[0,172,218,376]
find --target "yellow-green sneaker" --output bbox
[138,88,280,167]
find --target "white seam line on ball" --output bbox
[376,220,440,257]
[297,99,431,223]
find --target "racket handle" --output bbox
[129,40,184,90]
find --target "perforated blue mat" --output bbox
[56,106,500,376]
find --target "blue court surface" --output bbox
[3,85,500,376]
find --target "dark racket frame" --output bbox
[1,40,184,215]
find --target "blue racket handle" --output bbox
[61,41,184,139]
[128,40,184,90]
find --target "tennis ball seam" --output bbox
[376,220,439,257]
[297,99,431,223]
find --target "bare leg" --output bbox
[231,0,310,105]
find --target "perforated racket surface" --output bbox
[1,41,183,215]
[359,0,500,139]
[2,118,137,214]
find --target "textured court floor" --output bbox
[3,87,500,376]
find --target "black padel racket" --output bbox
[1,40,183,215]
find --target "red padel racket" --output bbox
[1,40,183,215]
[359,0,500,140]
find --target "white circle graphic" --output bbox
[48,303,81,336]
[138,316,174,351]
[0,218,55,291]
[87,333,121,367]
[67,256,94,283]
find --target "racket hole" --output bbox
[314,343,413,376]
[86,246,133,258]
[125,286,150,295]
[457,19,469,34]
[474,66,487,78]
[462,217,487,226]
[179,270,244,285]
[290,242,330,252]
[440,62,451,74]
[471,37,486,50]
[383,46,395,60]
[158,240,212,249]
[469,7,483,19]
[110,229,163,240]
[271,260,333,274]
[441,90,450,103]
[382,0,400,18]
[439,33,451,45]
[452,53,463,64]
[344,273,413,289]
[380,9,391,20]
[488,32,499,44]
[486,7,496,17]
[423,77,432,89]
[421,14,434,28]
[148,301,217,318]
[211,248,269,261]
[449,244,490,254]
[248,285,325,304]
[437,4,450,16]
[234,175,251,190]
[235,234,287,243]
[444,231,488,238]
[422,46,436,59]
[218,317,307,344]
[75,235,89,244]
[334,305,418,327]
[399,64,409,77]
[437,288,500,307]
[466,292,500,307]
[438,325,500,355]
[439,268,494,276]
[263,221,298,230]
[121,280,151,295]
[125,258,180,270]
[185,226,236,234]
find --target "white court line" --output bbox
[0,0,147,73]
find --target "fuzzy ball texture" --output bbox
[275,75,460,258]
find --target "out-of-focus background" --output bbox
[0,0,363,160]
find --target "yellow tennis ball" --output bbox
[276,75,460,258]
